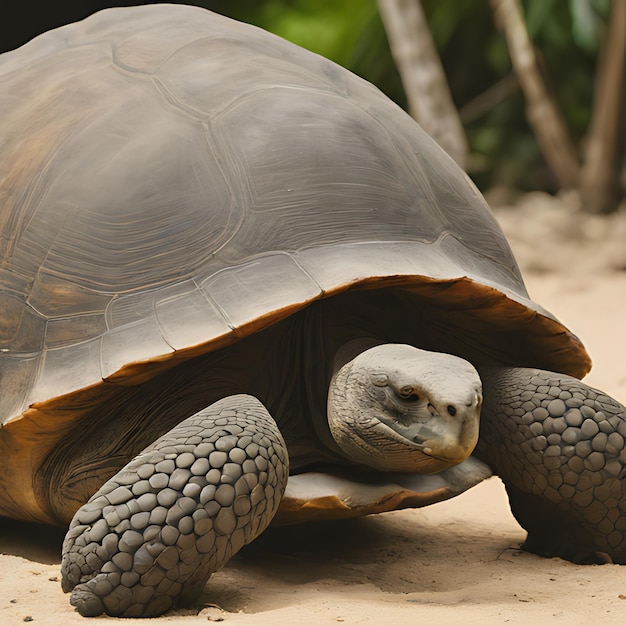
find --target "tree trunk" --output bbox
[490,0,580,189]
[377,0,468,169]
[578,0,626,213]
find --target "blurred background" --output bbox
[2,0,624,213]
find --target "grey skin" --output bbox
[327,342,482,472]
[61,341,482,618]
[477,367,626,565]
[61,395,289,618]
[57,303,626,617]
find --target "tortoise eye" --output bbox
[399,386,419,401]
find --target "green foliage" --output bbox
[523,0,604,137]
[569,0,609,50]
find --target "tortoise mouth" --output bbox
[377,405,481,466]
[332,417,473,475]
[375,419,474,470]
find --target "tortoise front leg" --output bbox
[61,394,288,618]
[476,367,626,564]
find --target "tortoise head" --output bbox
[327,343,482,473]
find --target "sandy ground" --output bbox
[1,192,625,625]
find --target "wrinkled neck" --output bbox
[298,306,387,463]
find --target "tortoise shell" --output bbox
[0,5,589,523]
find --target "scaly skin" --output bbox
[59,357,626,617]
[61,395,288,618]
[477,367,626,564]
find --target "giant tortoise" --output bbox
[0,3,624,619]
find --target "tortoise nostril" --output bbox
[447,405,457,417]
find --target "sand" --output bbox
[1,192,625,625]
